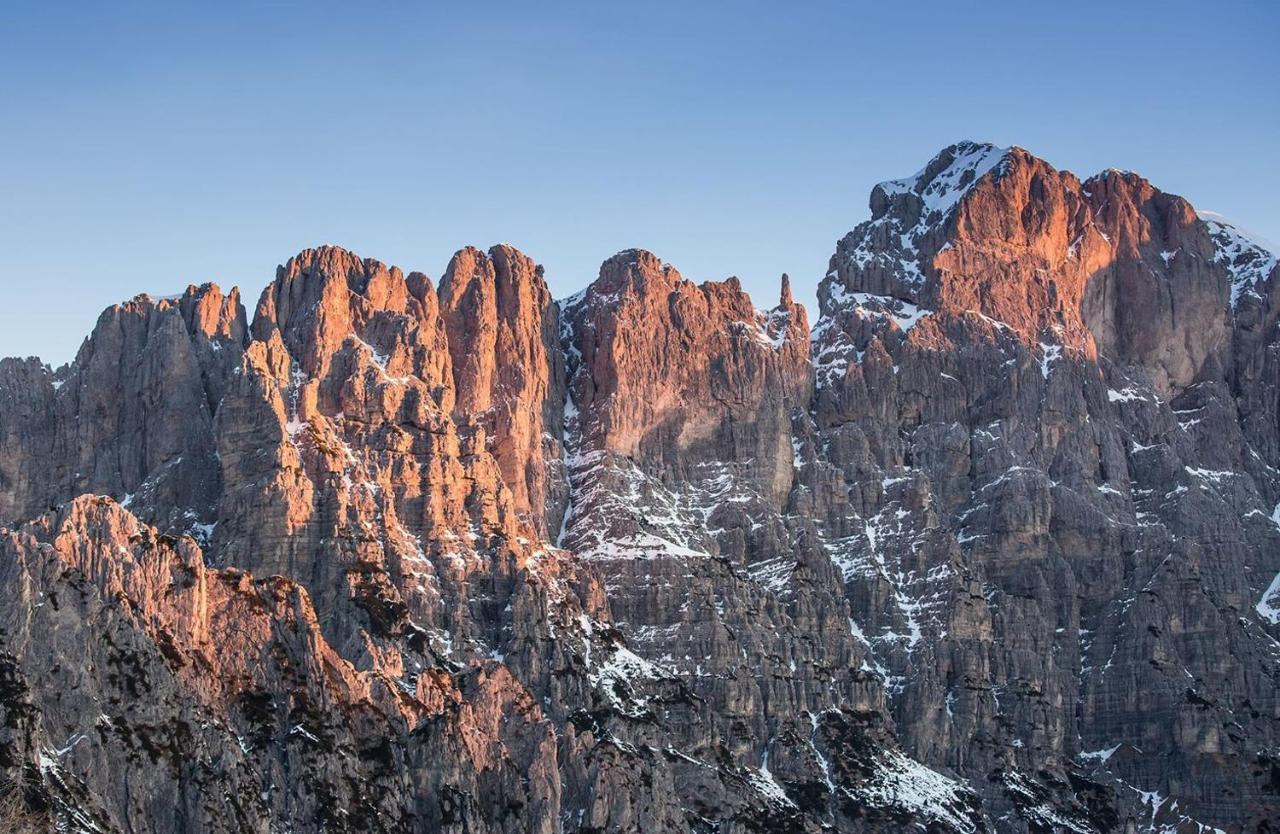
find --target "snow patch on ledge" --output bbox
[1107,386,1151,404]
[1078,744,1121,764]
[878,141,1011,223]
[848,749,982,833]
[832,141,1013,298]
[1257,570,1280,625]
[1198,210,1278,306]
[1039,342,1063,379]
[848,292,932,332]
[817,284,933,338]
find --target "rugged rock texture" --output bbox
[813,142,1280,833]
[0,283,245,537]
[1,142,1278,833]
[438,244,568,537]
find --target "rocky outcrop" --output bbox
[0,142,1277,833]
[0,496,571,834]
[814,141,1280,832]
[565,250,809,505]
[0,283,245,537]
[827,143,1235,394]
[438,245,567,537]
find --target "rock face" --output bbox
[0,283,245,536]
[438,245,568,537]
[1,143,1278,833]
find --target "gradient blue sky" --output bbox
[2,1,1276,365]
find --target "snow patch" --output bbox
[847,749,981,833]
[832,142,1011,298]
[1199,211,1278,307]
[1107,386,1150,403]
[1079,744,1121,764]
[878,142,1011,223]
[1038,343,1062,379]
[850,292,932,332]
[1257,571,1280,625]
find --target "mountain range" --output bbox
[0,141,1277,833]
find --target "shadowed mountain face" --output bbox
[0,142,1277,834]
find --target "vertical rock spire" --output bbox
[438,244,567,535]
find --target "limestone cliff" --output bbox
[0,142,1277,833]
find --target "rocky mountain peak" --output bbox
[1199,210,1279,306]
[823,141,1012,314]
[174,281,249,344]
[438,243,567,535]
[819,141,1266,396]
[582,248,683,304]
[868,140,1012,224]
[251,245,455,404]
[0,146,1278,833]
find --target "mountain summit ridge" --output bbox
[0,142,1277,834]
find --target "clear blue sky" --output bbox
[1,1,1276,365]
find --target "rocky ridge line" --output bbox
[0,141,1277,833]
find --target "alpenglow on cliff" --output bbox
[1,142,1278,833]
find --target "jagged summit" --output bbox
[1198,210,1279,305]
[821,141,1022,312]
[818,140,1279,396]
[0,147,1278,833]
[871,140,1013,223]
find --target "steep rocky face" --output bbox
[0,283,245,537]
[438,245,567,537]
[0,496,570,834]
[252,245,455,399]
[565,250,809,508]
[828,143,1234,395]
[815,142,1280,832]
[0,143,1277,834]
[557,253,953,832]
